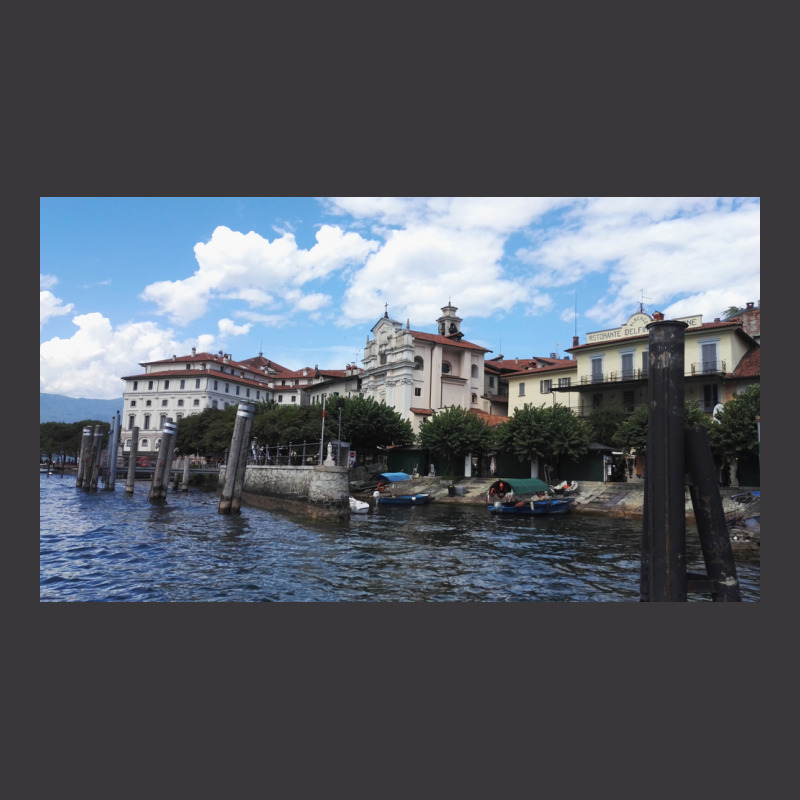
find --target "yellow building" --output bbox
[556,307,760,417]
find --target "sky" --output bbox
[40,197,760,400]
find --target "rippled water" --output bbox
[40,474,760,602]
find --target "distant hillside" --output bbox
[40,394,124,424]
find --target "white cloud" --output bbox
[40,313,191,399]
[140,224,379,326]
[217,318,252,337]
[40,273,59,291]
[40,290,74,327]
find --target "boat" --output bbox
[551,479,579,495]
[376,493,432,505]
[486,477,576,516]
[349,496,370,514]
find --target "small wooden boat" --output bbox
[377,493,432,506]
[488,497,575,516]
[486,477,575,516]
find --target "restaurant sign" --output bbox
[586,312,702,344]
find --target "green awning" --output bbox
[490,478,550,495]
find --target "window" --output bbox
[558,377,571,388]
[140,439,149,449]
[212,400,218,409]
[642,350,649,374]
[160,414,167,429]
[161,399,168,406]
[195,379,200,389]
[591,357,604,383]
[176,413,183,421]
[621,351,634,380]
[148,380,154,390]
[294,379,299,386]
[178,399,184,406]
[125,439,131,448]
[128,415,135,429]
[130,400,136,407]
[623,390,635,413]
[414,356,424,370]
[193,399,199,406]
[703,384,719,412]
[146,400,152,407]
[133,381,138,391]
[278,395,283,402]
[415,387,422,396]
[246,388,250,397]
[519,382,525,396]
[164,380,170,389]
[291,396,296,403]
[540,379,552,394]
[489,376,495,388]
[144,415,151,430]
[471,393,477,403]
[236,386,240,395]
[214,380,218,390]
[225,383,230,393]
[471,365,478,378]
[442,362,451,374]
[180,380,185,389]
[701,341,719,373]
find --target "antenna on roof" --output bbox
[574,290,578,338]
[639,289,651,313]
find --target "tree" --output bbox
[613,400,714,455]
[585,407,626,446]
[707,385,760,472]
[340,396,415,452]
[40,420,110,463]
[496,403,591,471]
[174,406,237,460]
[417,406,495,476]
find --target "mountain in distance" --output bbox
[40,393,124,424]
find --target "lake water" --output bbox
[39,473,760,602]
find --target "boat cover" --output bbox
[378,472,412,482]
[489,477,550,495]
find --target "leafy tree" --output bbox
[585,407,625,446]
[496,403,591,470]
[40,420,110,462]
[174,406,237,460]
[723,305,742,319]
[613,399,714,455]
[417,406,494,475]
[340,396,415,452]
[707,385,760,468]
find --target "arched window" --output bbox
[471,393,477,403]
[471,364,478,378]
[414,356,424,370]
[140,439,149,450]
[441,361,451,374]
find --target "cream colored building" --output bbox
[361,303,491,433]
[505,360,580,416]
[556,308,760,417]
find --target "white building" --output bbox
[361,303,491,433]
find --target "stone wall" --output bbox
[218,464,350,520]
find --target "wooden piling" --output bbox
[106,412,120,490]
[640,320,689,602]
[219,403,254,514]
[181,455,191,491]
[125,427,139,493]
[161,423,179,496]
[88,425,103,492]
[75,426,93,488]
[148,419,176,502]
[685,425,741,601]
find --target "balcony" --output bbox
[690,360,726,376]
[579,369,646,385]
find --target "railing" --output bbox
[580,369,646,385]
[251,439,328,466]
[690,360,726,375]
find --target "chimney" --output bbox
[572,336,579,347]
[191,347,196,356]
[653,311,664,321]
[746,302,754,310]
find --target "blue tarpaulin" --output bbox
[379,472,411,482]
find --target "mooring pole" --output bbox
[640,320,689,602]
[106,412,120,490]
[181,455,191,491]
[76,426,93,488]
[126,426,139,494]
[685,425,741,601]
[160,421,179,497]
[88,425,103,492]
[219,403,255,514]
[148,419,175,502]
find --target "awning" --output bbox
[489,477,550,495]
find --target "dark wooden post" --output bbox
[181,455,191,492]
[640,320,689,602]
[75,426,93,488]
[125,426,139,494]
[88,425,103,492]
[148,419,175,502]
[161,422,179,495]
[685,425,741,601]
[106,412,120,490]
[219,403,254,514]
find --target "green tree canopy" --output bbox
[174,406,237,459]
[40,420,110,462]
[585,406,626,446]
[707,385,760,463]
[339,396,415,452]
[613,399,715,455]
[417,406,495,475]
[496,403,591,467]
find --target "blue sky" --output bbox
[40,197,760,399]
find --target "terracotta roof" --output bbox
[409,329,491,352]
[410,407,434,416]
[732,347,760,378]
[503,361,577,378]
[120,367,274,391]
[485,356,571,373]
[469,408,508,427]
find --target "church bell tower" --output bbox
[437,302,463,341]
